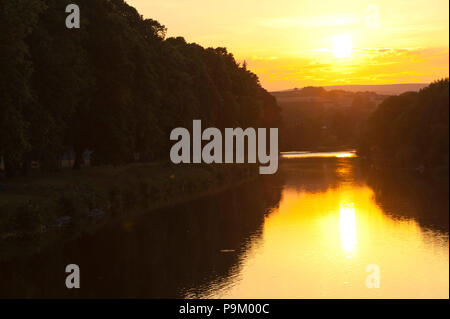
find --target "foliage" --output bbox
[273,88,381,150]
[0,0,281,175]
[358,79,449,174]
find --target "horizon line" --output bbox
[269,82,434,93]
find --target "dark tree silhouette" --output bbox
[358,79,449,177]
[0,0,281,176]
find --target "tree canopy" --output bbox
[358,78,449,174]
[0,0,281,176]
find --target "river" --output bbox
[0,152,448,298]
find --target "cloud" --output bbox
[258,15,362,29]
[244,47,449,90]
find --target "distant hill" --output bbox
[274,87,387,151]
[273,83,429,96]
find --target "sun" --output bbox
[332,34,353,58]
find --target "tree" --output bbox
[0,0,44,176]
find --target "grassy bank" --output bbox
[0,163,257,260]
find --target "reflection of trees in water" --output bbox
[363,165,449,232]
[0,176,283,298]
[4,159,445,298]
[279,157,365,193]
[279,157,448,233]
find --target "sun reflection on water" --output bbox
[339,201,357,255]
[281,151,356,159]
[204,158,449,299]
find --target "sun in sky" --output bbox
[332,34,353,58]
[128,0,449,91]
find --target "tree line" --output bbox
[358,79,449,176]
[0,0,281,177]
[273,87,381,151]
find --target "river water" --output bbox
[0,152,448,298]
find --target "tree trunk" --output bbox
[73,147,84,169]
[73,149,83,170]
[4,158,18,178]
[21,152,32,176]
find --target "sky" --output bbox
[127,0,449,91]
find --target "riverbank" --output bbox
[0,163,258,260]
[356,154,449,185]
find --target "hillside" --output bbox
[273,83,428,96]
[273,87,388,151]
[0,0,280,177]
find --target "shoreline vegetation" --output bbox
[0,0,447,262]
[0,163,258,260]
[0,0,280,260]
[357,79,449,182]
[0,0,281,177]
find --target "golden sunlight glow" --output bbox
[335,153,355,158]
[128,0,449,90]
[206,184,449,298]
[281,151,356,159]
[332,34,353,58]
[339,201,357,253]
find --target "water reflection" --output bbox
[204,158,448,298]
[0,156,448,298]
[281,150,356,159]
[339,202,357,254]
[0,177,283,298]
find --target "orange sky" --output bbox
[127,0,449,91]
